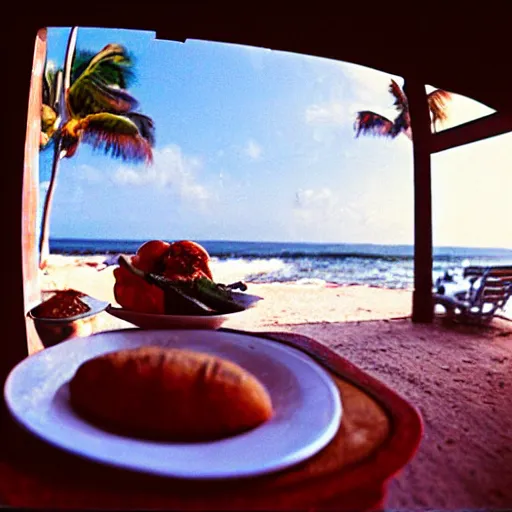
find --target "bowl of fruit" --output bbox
[107,240,262,330]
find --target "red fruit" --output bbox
[162,241,213,281]
[133,240,171,273]
[113,240,170,313]
[113,266,165,314]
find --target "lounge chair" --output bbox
[433,265,512,324]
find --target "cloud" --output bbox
[45,59,57,73]
[293,188,349,226]
[39,181,50,196]
[113,144,210,202]
[343,63,399,101]
[343,64,403,123]
[294,188,334,208]
[305,102,345,125]
[291,181,415,244]
[294,188,371,224]
[245,139,263,160]
[304,61,401,134]
[77,164,103,183]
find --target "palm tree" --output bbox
[354,79,451,140]
[39,27,155,268]
[40,61,62,148]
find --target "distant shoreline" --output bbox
[44,254,415,291]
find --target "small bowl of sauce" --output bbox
[28,290,110,346]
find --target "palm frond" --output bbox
[125,113,155,146]
[80,44,134,85]
[45,61,57,85]
[389,79,409,113]
[428,89,452,128]
[354,111,395,138]
[40,102,60,149]
[67,44,138,118]
[79,113,153,163]
[71,47,135,89]
[43,71,51,106]
[71,50,96,85]
[41,104,57,131]
[43,60,58,106]
[392,110,412,138]
[67,74,139,118]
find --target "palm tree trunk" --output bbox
[63,27,78,91]
[38,26,78,269]
[39,136,63,267]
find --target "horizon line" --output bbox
[49,237,512,252]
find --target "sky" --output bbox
[39,27,512,249]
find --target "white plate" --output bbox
[106,291,263,330]
[4,329,342,479]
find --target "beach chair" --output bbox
[433,265,512,324]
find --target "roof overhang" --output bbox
[7,8,512,153]
[12,7,512,116]
[431,113,512,154]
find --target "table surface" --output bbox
[0,329,423,510]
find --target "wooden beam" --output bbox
[431,112,512,154]
[404,78,434,323]
[23,29,46,312]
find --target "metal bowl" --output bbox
[28,293,110,347]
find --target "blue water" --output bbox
[50,238,512,290]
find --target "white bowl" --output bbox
[106,307,234,330]
[106,291,263,330]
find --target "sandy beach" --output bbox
[38,254,413,331]
[34,254,512,510]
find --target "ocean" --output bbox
[50,238,512,291]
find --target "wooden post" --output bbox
[1,27,46,421]
[403,78,433,323]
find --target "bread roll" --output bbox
[69,346,273,441]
